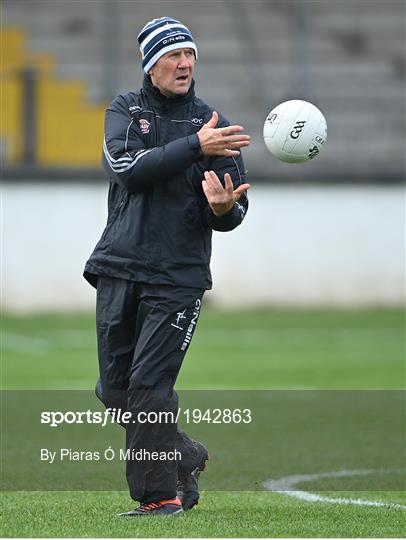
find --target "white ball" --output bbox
[263,100,327,163]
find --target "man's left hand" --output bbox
[202,170,251,216]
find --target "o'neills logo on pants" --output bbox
[181,299,201,351]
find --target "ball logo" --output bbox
[290,120,306,139]
[314,135,325,145]
[267,113,278,124]
[308,145,320,159]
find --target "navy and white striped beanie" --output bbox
[138,17,198,73]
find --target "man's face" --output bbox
[149,48,195,98]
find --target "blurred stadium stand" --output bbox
[2,0,405,182]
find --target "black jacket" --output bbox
[84,75,248,290]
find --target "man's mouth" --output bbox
[176,75,188,81]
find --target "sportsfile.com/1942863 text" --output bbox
[40,408,253,427]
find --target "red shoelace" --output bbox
[138,498,181,513]
[139,502,160,512]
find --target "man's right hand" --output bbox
[197,111,251,157]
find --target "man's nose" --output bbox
[178,53,192,68]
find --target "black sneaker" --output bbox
[118,498,183,517]
[177,441,208,510]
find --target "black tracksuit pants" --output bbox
[95,276,204,503]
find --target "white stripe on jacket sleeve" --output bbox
[103,137,153,172]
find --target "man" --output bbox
[84,16,250,516]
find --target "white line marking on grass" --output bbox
[264,469,406,510]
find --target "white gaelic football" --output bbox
[263,100,327,163]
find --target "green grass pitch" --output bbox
[1,307,405,537]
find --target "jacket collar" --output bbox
[142,74,195,112]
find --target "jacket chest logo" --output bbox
[139,119,151,134]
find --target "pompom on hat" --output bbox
[138,17,198,73]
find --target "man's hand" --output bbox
[197,111,251,157]
[202,170,251,216]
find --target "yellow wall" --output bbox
[1,27,107,166]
